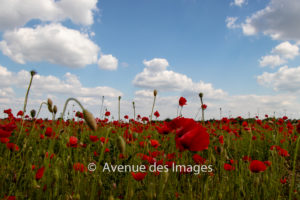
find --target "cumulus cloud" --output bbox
[0,0,98,31]
[231,0,246,7]
[272,42,299,59]
[0,23,100,68]
[259,55,286,68]
[240,0,300,41]
[133,58,227,100]
[257,65,300,93]
[259,42,299,68]
[226,17,239,29]
[98,54,118,70]
[0,65,122,98]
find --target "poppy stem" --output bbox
[150,95,156,123]
[289,136,299,200]
[61,98,85,119]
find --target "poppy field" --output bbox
[0,73,300,200]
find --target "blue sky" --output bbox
[1,0,300,120]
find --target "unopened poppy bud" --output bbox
[47,98,53,113]
[53,105,57,114]
[83,109,97,131]
[116,136,126,154]
[30,70,37,77]
[30,109,36,118]
[118,96,121,100]
[199,93,203,99]
[153,89,157,97]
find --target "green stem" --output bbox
[61,98,85,119]
[150,95,156,122]
[289,136,300,200]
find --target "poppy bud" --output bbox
[116,136,126,154]
[199,93,203,98]
[30,70,37,77]
[47,98,53,113]
[30,109,36,118]
[118,96,121,100]
[153,89,157,97]
[83,109,97,131]
[53,105,57,114]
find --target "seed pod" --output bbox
[153,89,157,97]
[199,93,203,98]
[30,70,37,77]
[47,98,53,113]
[116,136,126,154]
[83,109,97,131]
[53,105,57,114]
[30,109,36,118]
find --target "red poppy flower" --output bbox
[73,163,87,172]
[224,163,235,171]
[36,166,45,180]
[131,172,147,181]
[192,154,206,164]
[69,136,78,147]
[173,118,209,152]
[201,104,207,110]
[6,143,19,151]
[89,135,99,142]
[178,97,187,107]
[219,135,224,145]
[17,110,24,116]
[45,127,53,137]
[154,111,160,118]
[280,178,287,184]
[249,160,267,173]
[0,129,12,138]
[105,111,110,117]
[150,139,160,148]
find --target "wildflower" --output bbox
[179,97,187,107]
[249,160,267,173]
[131,172,147,181]
[36,166,45,180]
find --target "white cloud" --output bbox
[272,41,299,59]
[226,17,239,29]
[259,41,299,68]
[98,54,118,70]
[231,0,246,7]
[143,58,169,72]
[259,55,286,68]
[0,23,100,68]
[0,0,98,31]
[133,58,227,100]
[257,65,300,92]
[240,0,300,41]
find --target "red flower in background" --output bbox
[131,172,147,181]
[0,129,12,138]
[249,160,267,173]
[17,110,24,117]
[69,136,78,147]
[219,135,224,145]
[124,115,129,119]
[224,163,235,171]
[36,166,45,180]
[73,163,87,172]
[179,97,187,107]
[192,154,206,164]
[105,111,110,117]
[201,104,207,110]
[154,111,160,118]
[150,139,160,148]
[89,135,99,142]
